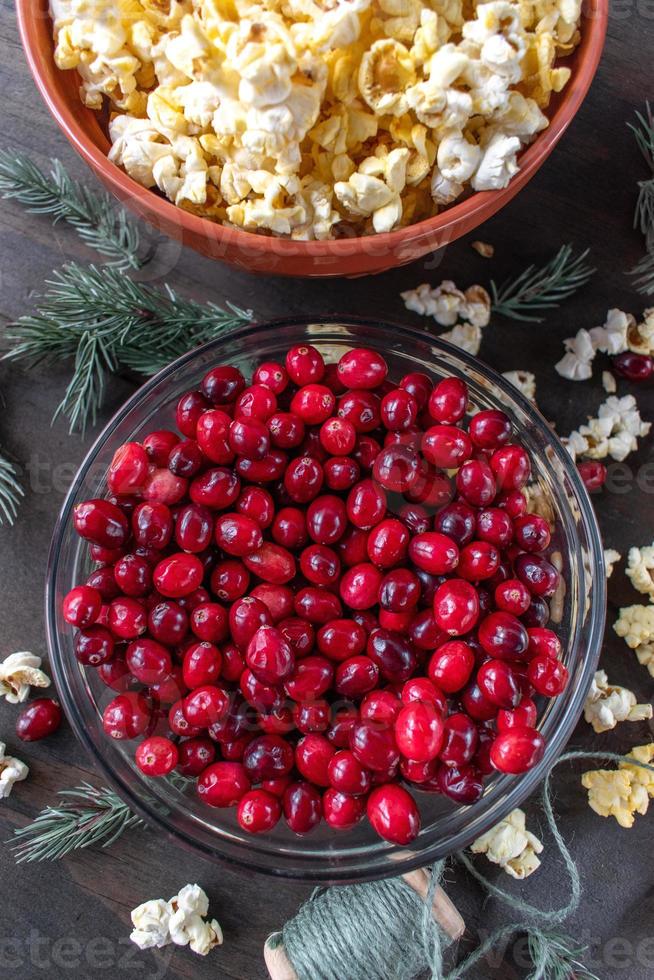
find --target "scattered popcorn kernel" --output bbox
[131,884,222,956]
[626,545,654,599]
[471,807,543,879]
[0,742,29,800]
[0,652,51,705]
[583,670,652,734]
[589,309,633,356]
[603,548,621,578]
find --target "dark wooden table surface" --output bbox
[1,2,653,977]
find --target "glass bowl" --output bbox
[46,318,605,882]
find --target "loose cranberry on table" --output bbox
[16,699,62,741]
[66,345,568,845]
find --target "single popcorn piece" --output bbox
[583,744,654,828]
[627,308,654,356]
[0,652,51,704]
[401,281,490,327]
[567,394,651,463]
[439,322,483,356]
[614,604,654,649]
[625,545,654,599]
[583,670,652,734]
[49,0,581,239]
[555,328,596,381]
[635,642,654,679]
[502,370,536,401]
[0,742,29,800]
[589,308,633,356]
[130,885,222,956]
[603,548,621,578]
[471,808,543,879]
[602,371,617,394]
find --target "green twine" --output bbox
[281,749,654,980]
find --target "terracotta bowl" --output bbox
[18,0,607,278]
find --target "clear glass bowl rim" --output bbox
[45,315,606,882]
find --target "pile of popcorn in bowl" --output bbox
[50,0,581,239]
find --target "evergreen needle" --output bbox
[11,782,144,863]
[627,102,654,294]
[0,449,24,526]
[526,931,600,980]
[490,245,595,322]
[0,153,144,271]
[3,263,253,434]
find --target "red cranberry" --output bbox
[409,608,447,651]
[294,587,342,624]
[347,479,386,529]
[434,501,476,547]
[198,762,251,807]
[324,456,360,491]
[306,495,347,546]
[337,348,387,389]
[284,655,333,701]
[394,701,444,762]
[98,653,132,692]
[237,452,289,486]
[422,425,472,469]
[429,377,468,423]
[339,563,383,610]
[613,351,653,380]
[514,514,551,553]
[291,384,335,425]
[527,627,562,659]
[103,692,151,740]
[251,584,294,622]
[379,569,420,613]
[350,720,399,771]
[229,596,273,649]
[271,507,307,550]
[243,734,294,781]
[211,560,250,602]
[254,361,288,394]
[189,602,228,644]
[490,727,545,773]
[286,344,325,385]
[16,698,62,741]
[366,784,420,844]
[246,625,294,684]
[108,597,147,639]
[335,656,379,698]
[183,685,229,728]
[577,460,607,492]
[86,567,121,601]
[229,418,271,460]
[169,699,202,737]
[469,409,512,449]
[284,455,324,503]
[522,595,550,628]
[338,390,381,432]
[477,659,521,708]
[182,641,222,689]
[196,409,233,464]
[168,439,204,478]
[319,418,356,456]
[268,411,305,449]
[478,611,529,659]
[428,640,475,693]
[367,629,417,683]
[432,579,479,636]
[108,442,149,496]
[317,619,367,660]
[439,713,478,767]
[497,697,538,732]
[528,654,569,695]
[293,700,330,733]
[490,445,531,490]
[63,585,102,628]
[126,638,172,684]
[135,736,178,776]
[75,625,115,666]
[398,503,431,535]
[190,466,240,510]
[514,553,560,597]
[176,391,210,438]
[214,513,263,557]
[201,365,245,404]
[495,579,531,615]
[153,553,204,598]
[327,704,359,748]
[113,555,152,597]
[73,499,129,548]
[409,532,459,575]
[436,763,483,804]
[298,545,339,588]
[461,681,498,721]
[295,733,335,786]
[475,508,513,548]
[244,543,296,585]
[372,444,422,493]
[323,788,365,830]
[177,736,216,776]
[367,519,409,569]
[283,781,322,833]
[237,789,282,833]
[235,384,277,422]
[279,617,315,656]
[143,468,189,505]
[143,429,180,466]
[328,750,371,795]
[381,388,418,430]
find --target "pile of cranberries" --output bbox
[64,344,568,845]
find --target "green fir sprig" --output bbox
[526,932,600,980]
[490,245,595,322]
[0,449,24,526]
[3,263,253,434]
[0,153,145,272]
[627,102,654,294]
[12,782,144,863]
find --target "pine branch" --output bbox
[526,931,600,980]
[3,263,253,434]
[490,245,595,322]
[11,782,145,863]
[0,153,144,271]
[627,103,654,294]
[0,448,24,526]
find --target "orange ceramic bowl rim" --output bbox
[17,0,608,266]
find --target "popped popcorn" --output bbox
[589,308,633,356]
[582,744,654,828]
[401,280,491,327]
[583,670,652,734]
[635,642,654,679]
[0,652,51,704]
[50,0,581,238]
[566,394,650,463]
[627,308,654,356]
[502,370,536,401]
[470,807,543,878]
[0,742,29,800]
[603,548,621,578]
[554,328,595,381]
[614,604,654,649]
[130,884,223,956]
[626,544,654,599]
[439,321,483,355]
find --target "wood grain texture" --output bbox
[0,1,653,977]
